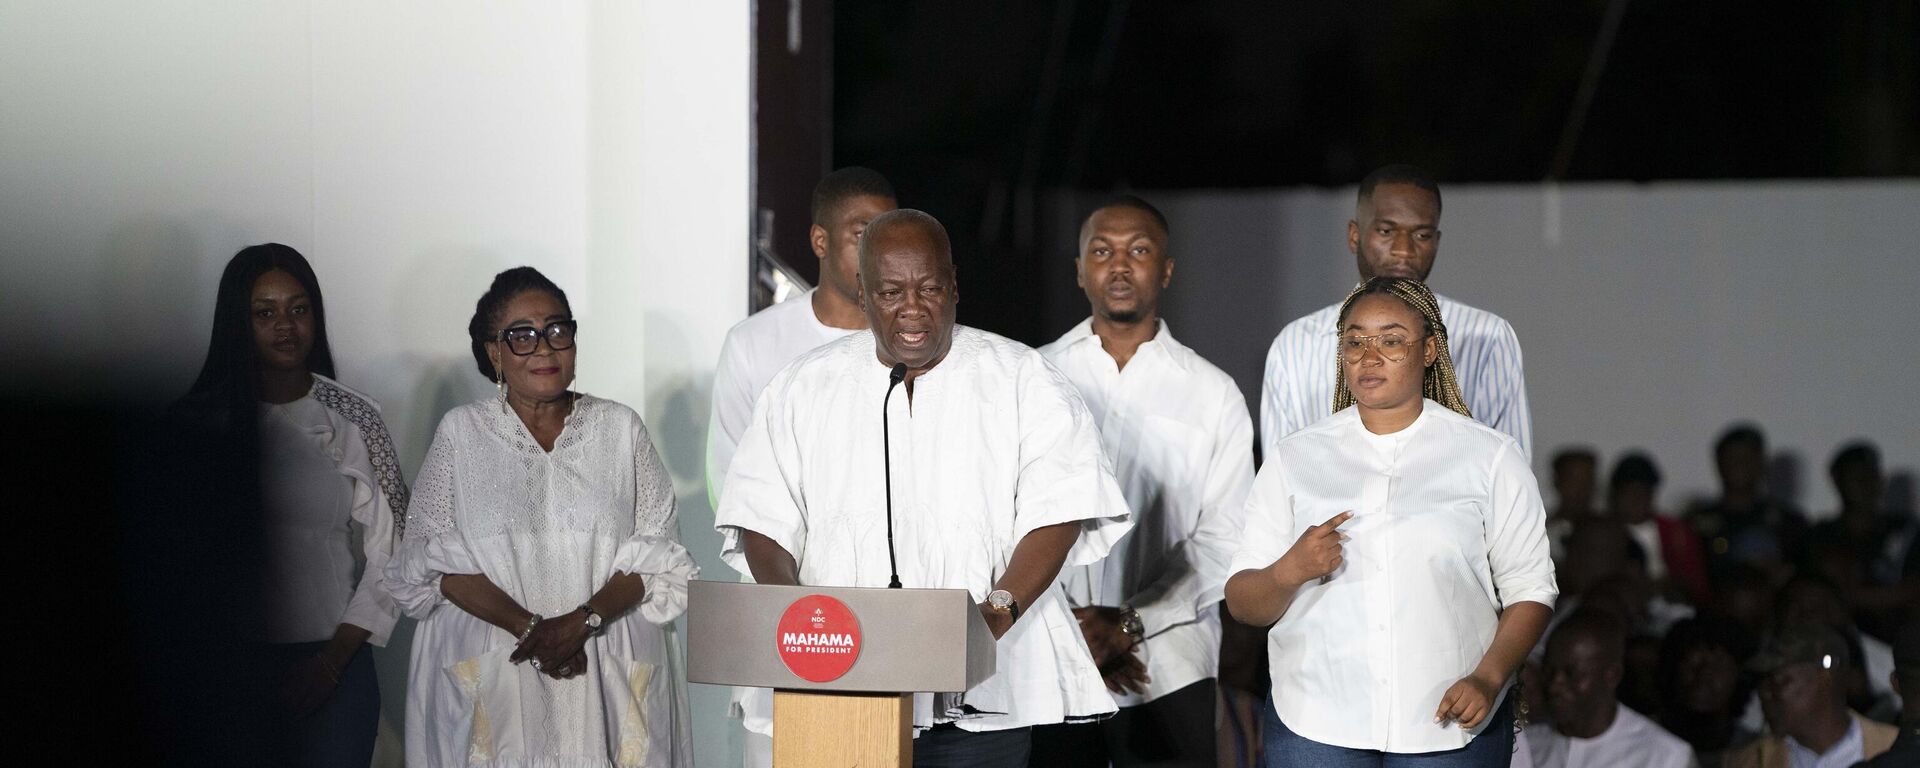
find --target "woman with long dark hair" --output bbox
[184,243,406,767]
[1225,277,1557,767]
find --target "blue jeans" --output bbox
[269,642,380,768]
[1260,697,1514,767]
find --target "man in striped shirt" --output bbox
[1259,164,1532,458]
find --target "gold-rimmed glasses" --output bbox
[1338,331,1425,363]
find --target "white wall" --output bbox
[0,1,749,764]
[1126,181,1920,517]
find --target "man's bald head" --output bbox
[859,208,953,286]
[858,209,960,377]
[1549,610,1628,669]
[1545,609,1628,733]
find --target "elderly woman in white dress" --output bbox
[387,266,696,767]
[1226,277,1557,767]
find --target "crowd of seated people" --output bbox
[1523,425,1917,768]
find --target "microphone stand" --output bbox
[883,363,907,589]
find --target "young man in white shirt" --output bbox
[1527,610,1698,768]
[706,166,897,506]
[1032,198,1255,767]
[1258,164,1531,457]
[704,166,896,768]
[714,210,1132,767]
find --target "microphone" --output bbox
[883,363,907,589]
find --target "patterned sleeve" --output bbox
[312,379,411,536]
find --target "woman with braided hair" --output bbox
[1226,277,1558,766]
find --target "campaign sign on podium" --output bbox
[685,581,997,767]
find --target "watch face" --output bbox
[586,613,603,628]
[987,590,1013,610]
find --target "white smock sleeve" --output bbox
[1485,440,1557,609]
[337,420,400,645]
[613,417,699,625]
[713,367,809,574]
[383,418,480,619]
[1013,355,1131,566]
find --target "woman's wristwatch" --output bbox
[578,603,604,635]
[986,589,1021,622]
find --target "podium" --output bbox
[685,580,997,767]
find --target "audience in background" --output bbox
[1539,421,1914,768]
[1548,448,1599,560]
[1688,425,1808,579]
[1775,575,1901,722]
[1657,617,1759,765]
[1608,453,1712,605]
[1859,616,1920,767]
[1724,624,1897,768]
[1806,442,1918,644]
[1527,610,1696,768]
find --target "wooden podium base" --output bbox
[772,689,911,767]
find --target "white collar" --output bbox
[1065,317,1192,372]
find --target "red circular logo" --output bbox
[774,594,863,683]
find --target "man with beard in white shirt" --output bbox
[1259,164,1531,458]
[1032,197,1254,767]
[704,167,894,768]
[714,209,1132,767]
[1527,610,1698,768]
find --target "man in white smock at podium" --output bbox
[714,208,1132,767]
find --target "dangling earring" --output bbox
[496,371,509,413]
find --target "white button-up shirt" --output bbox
[715,325,1133,732]
[1230,400,1558,753]
[1039,319,1254,706]
[1260,293,1531,458]
[1524,703,1699,768]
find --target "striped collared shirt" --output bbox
[1260,292,1531,459]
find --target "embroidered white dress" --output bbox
[387,395,697,768]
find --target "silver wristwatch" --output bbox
[986,589,1021,622]
[1119,605,1145,646]
[578,603,604,634]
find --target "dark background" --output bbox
[822,0,1919,344]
